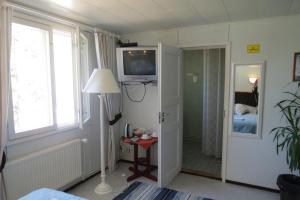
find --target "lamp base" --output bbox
[95,182,113,195]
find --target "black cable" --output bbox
[124,83,147,102]
[1,151,7,200]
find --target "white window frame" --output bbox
[8,12,81,141]
[79,33,91,124]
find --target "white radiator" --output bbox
[4,139,82,200]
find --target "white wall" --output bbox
[121,14,300,189]
[119,83,158,165]
[227,15,299,189]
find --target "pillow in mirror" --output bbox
[246,105,257,114]
[235,104,248,115]
[235,104,257,115]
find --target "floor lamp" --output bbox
[83,68,120,195]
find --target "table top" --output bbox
[122,136,158,149]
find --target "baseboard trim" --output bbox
[225,180,279,193]
[181,169,222,181]
[65,159,157,193]
[64,170,101,192]
[64,167,109,193]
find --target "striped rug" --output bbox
[113,181,213,200]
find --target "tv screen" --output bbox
[123,50,156,75]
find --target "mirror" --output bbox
[230,62,265,138]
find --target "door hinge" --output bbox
[159,112,162,124]
[159,112,165,124]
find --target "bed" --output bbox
[233,113,257,134]
[233,91,258,134]
[19,188,86,200]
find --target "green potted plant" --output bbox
[271,84,300,200]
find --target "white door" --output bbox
[158,43,183,187]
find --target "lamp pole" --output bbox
[95,94,112,194]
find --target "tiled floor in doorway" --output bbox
[182,139,221,177]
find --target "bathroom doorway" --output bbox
[182,48,225,179]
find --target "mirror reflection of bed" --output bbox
[234,92,258,134]
[233,64,260,135]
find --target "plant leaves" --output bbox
[270,85,300,172]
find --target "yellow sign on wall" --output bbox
[247,44,261,54]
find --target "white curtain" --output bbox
[202,48,225,158]
[94,32,120,172]
[0,4,12,200]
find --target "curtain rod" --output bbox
[94,27,120,39]
[2,1,120,38]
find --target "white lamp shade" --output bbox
[83,68,120,94]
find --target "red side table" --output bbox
[122,136,158,182]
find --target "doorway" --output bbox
[182,48,225,179]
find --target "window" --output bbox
[9,16,79,139]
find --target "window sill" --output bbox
[7,125,81,146]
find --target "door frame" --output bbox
[178,42,231,182]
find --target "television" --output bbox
[116,47,157,82]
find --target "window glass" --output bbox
[10,22,53,133]
[53,29,76,127]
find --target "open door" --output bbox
[158,43,183,187]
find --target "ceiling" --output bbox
[8,0,300,34]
